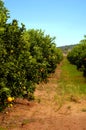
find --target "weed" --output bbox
[56,57,86,100]
[37,98,41,103]
[21,118,36,126]
[81,108,86,112]
[67,105,71,109]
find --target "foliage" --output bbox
[27,29,63,82]
[67,38,86,77]
[0,1,63,111]
[0,0,9,34]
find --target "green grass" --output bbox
[56,57,86,100]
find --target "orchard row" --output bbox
[67,37,86,77]
[0,0,63,110]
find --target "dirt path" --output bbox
[0,64,86,130]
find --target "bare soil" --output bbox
[0,64,86,130]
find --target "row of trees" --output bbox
[67,37,86,77]
[0,0,63,110]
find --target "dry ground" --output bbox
[0,64,86,130]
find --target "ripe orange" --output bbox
[7,97,13,102]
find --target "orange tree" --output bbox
[0,0,63,110]
[0,0,11,110]
[0,20,37,101]
[67,38,86,77]
[0,24,63,110]
[27,29,63,82]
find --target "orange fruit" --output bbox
[12,97,14,100]
[10,50,13,53]
[7,97,13,102]
[9,104,13,107]
[23,86,26,90]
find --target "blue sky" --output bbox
[4,0,86,47]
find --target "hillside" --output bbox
[58,44,78,53]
